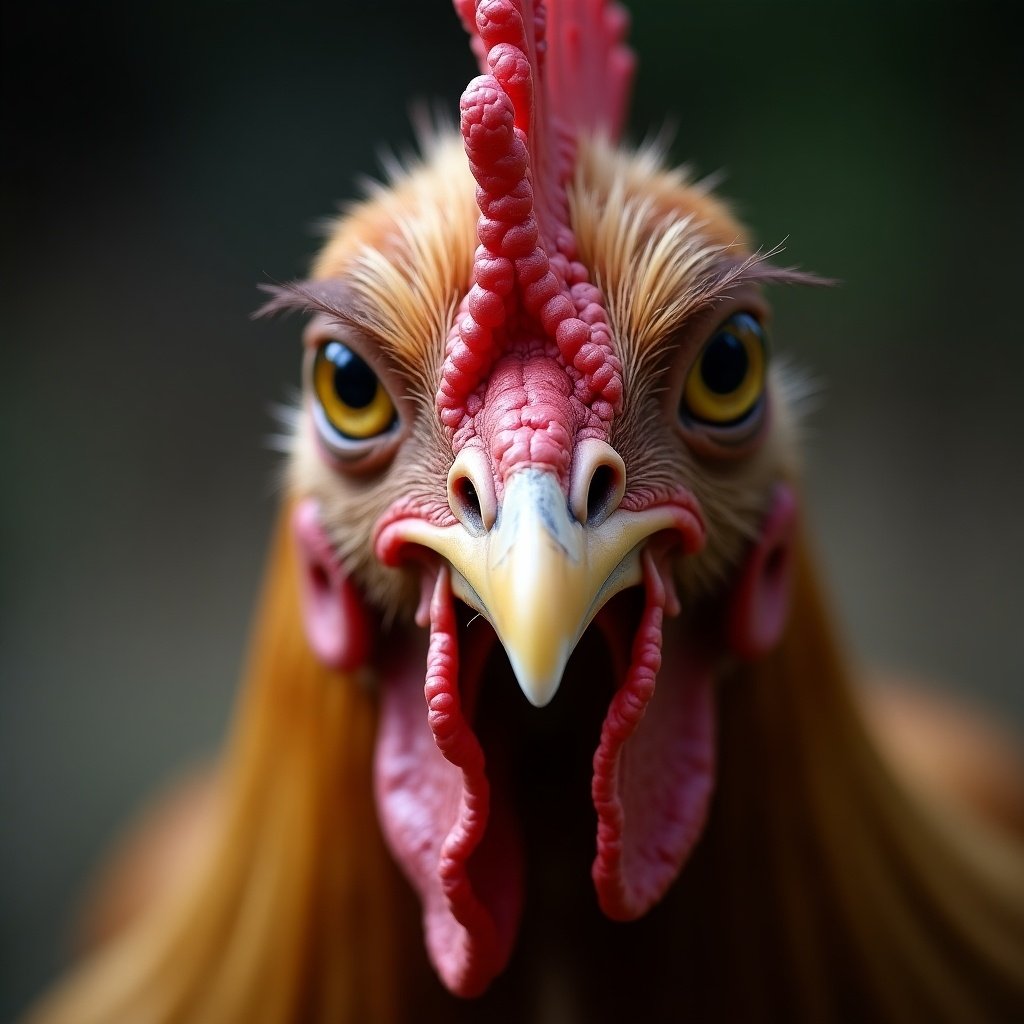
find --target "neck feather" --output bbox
[31,515,1024,1024]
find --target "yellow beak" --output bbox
[391,469,680,706]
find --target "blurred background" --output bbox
[2,0,1021,1016]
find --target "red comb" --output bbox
[437,0,633,452]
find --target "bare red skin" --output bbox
[544,0,636,142]
[372,487,715,996]
[374,496,459,537]
[293,499,374,671]
[461,348,585,486]
[592,549,716,920]
[288,0,804,1001]
[439,0,624,492]
[727,484,798,660]
[374,567,512,997]
[364,0,770,1001]
[281,0,800,1003]
[312,477,791,998]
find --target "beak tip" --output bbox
[508,653,566,709]
[521,683,558,709]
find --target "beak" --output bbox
[381,468,693,707]
[455,469,641,706]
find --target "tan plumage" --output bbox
[30,125,1024,1024]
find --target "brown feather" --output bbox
[28,132,1024,1024]
[31,518,1024,1022]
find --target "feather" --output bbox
[29,1,1024,1020]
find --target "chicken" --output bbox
[30,1,1024,1021]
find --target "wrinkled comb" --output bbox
[437,0,634,453]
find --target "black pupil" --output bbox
[700,332,749,395]
[325,341,378,409]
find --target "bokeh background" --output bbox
[2,0,1022,1016]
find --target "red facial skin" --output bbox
[300,476,793,997]
[293,0,798,1001]
[439,0,623,492]
[293,500,373,672]
[372,516,705,995]
[369,486,800,996]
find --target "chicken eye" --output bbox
[312,340,396,441]
[682,312,766,425]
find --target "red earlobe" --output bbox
[727,484,798,661]
[292,498,373,671]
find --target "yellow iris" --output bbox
[683,313,766,425]
[313,341,396,440]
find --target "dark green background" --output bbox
[2,0,1022,1017]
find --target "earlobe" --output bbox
[293,498,373,671]
[727,483,797,660]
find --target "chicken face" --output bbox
[268,136,808,997]
[264,0,815,998]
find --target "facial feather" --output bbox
[570,137,822,595]
[281,129,814,623]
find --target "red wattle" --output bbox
[374,568,522,998]
[591,550,716,919]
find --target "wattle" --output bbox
[373,555,716,997]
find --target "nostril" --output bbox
[447,451,496,533]
[586,463,620,526]
[571,440,626,527]
[451,474,484,533]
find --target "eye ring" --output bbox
[305,337,401,466]
[680,312,767,428]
